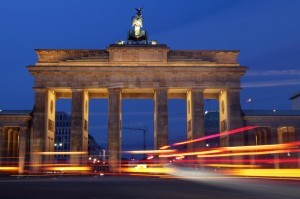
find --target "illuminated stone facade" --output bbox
[27,44,246,172]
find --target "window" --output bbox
[277,126,295,143]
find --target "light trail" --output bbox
[34,151,88,155]
[225,169,300,178]
[160,142,300,158]
[159,145,170,150]
[222,141,300,152]
[46,166,91,171]
[29,163,80,167]
[159,142,300,157]
[202,164,260,168]
[197,149,300,158]
[0,167,19,171]
[159,149,223,158]
[172,126,257,146]
[121,167,175,174]
[185,158,300,164]
[123,149,176,154]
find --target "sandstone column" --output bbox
[12,130,19,159]
[18,127,27,174]
[154,88,168,150]
[70,89,89,166]
[186,89,205,152]
[108,88,122,173]
[7,129,13,160]
[2,128,8,164]
[219,89,243,147]
[31,89,56,173]
[271,127,281,168]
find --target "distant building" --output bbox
[243,110,300,145]
[203,109,300,147]
[88,134,106,161]
[54,112,105,163]
[204,111,219,147]
[88,134,107,171]
[290,92,300,110]
[54,112,71,162]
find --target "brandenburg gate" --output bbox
[27,9,247,172]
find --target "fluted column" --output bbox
[70,89,89,166]
[186,89,205,151]
[30,88,56,173]
[219,89,243,147]
[18,127,27,174]
[154,89,168,150]
[108,88,122,173]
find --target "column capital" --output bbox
[7,128,15,133]
[33,88,58,94]
[71,89,90,97]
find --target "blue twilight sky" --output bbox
[0,0,300,151]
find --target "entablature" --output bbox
[34,44,241,66]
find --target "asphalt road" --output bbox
[0,175,299,199]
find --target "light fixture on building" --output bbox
[116,40,126,45]
[150,40,157,45]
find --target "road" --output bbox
[0,175,299,199]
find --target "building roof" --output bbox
[243,110,300,116]
[0,110,32,116]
